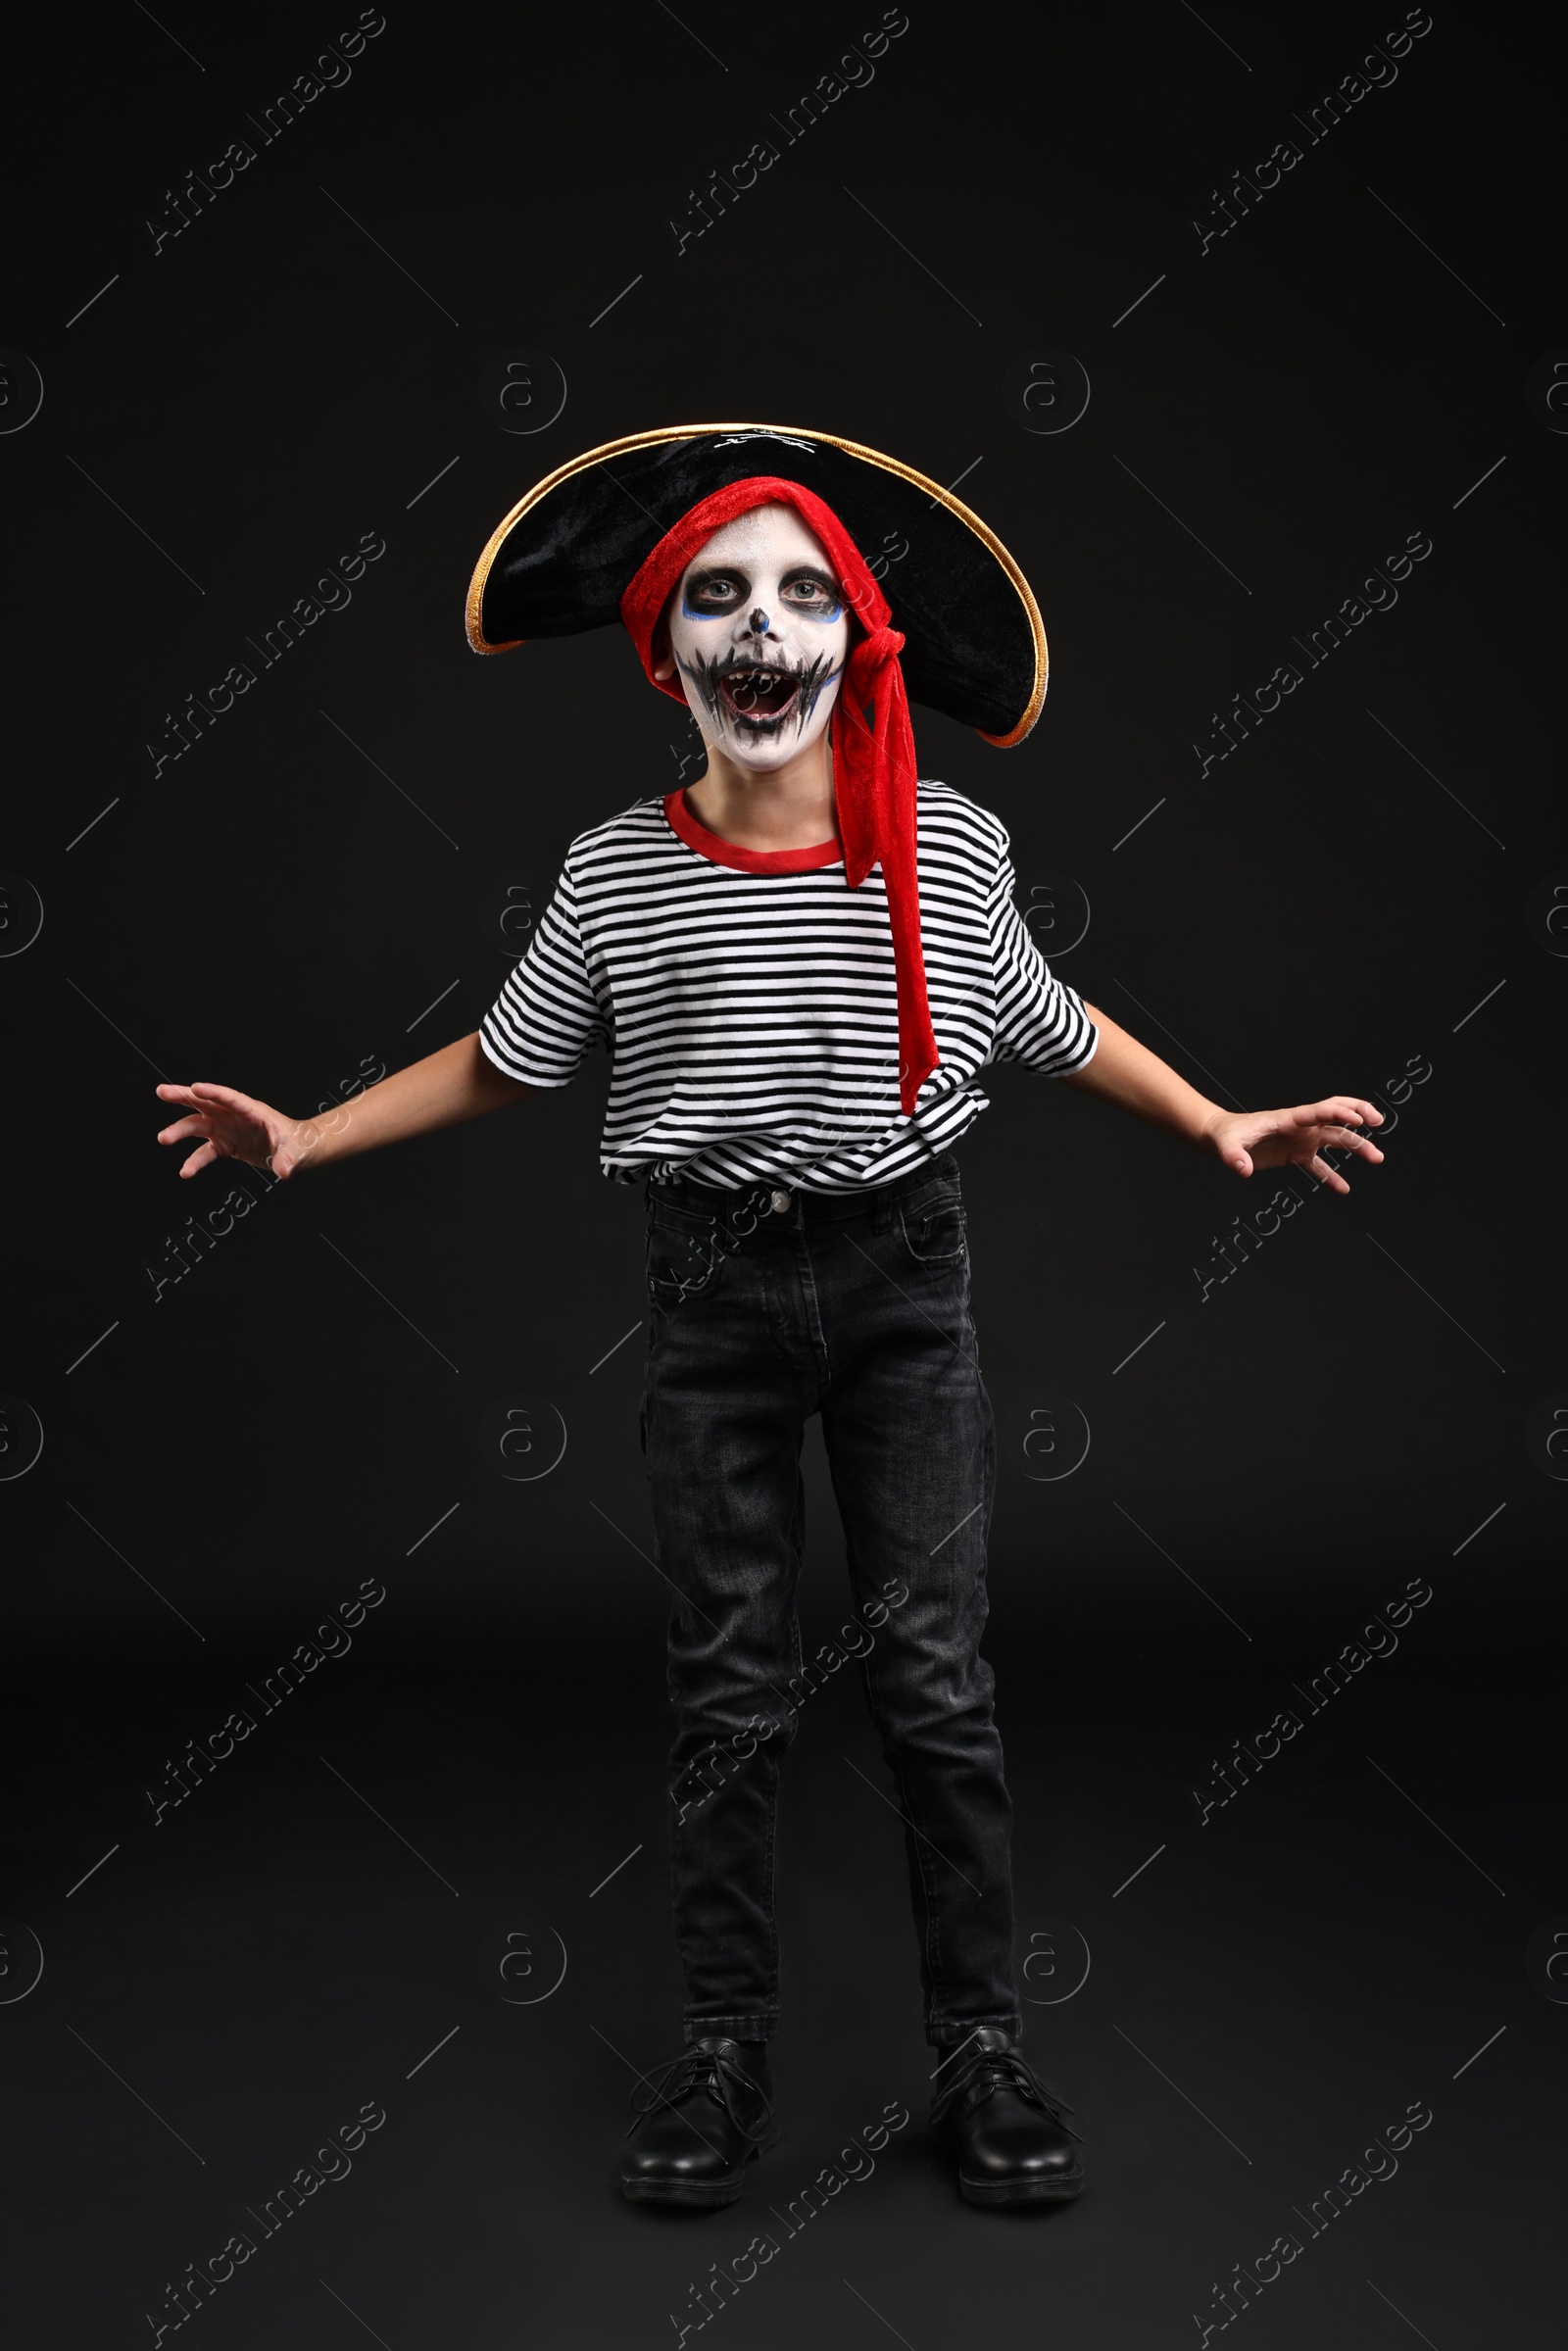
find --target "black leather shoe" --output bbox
[620,2034,774,2207]
[930,2029,1083,2206]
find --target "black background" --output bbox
[2,2,1562,2344]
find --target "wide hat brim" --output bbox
[466,422,1047,748]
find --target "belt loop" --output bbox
[874,1188,895,1235]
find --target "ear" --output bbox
[650,596,676,682]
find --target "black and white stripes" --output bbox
[480,782,1097,1190]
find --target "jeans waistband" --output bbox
[650,1152,958,1230]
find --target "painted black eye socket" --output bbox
[682,566,841,614]
[780,570,842,609]
[685,570,746,608]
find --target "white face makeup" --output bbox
[663,504,850,772]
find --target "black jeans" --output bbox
[641,1152,1020,2048]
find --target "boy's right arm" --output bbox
[155,1032,532,1181]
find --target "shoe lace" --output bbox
[929,2044,1083,2141]
[625,2044,774,2145]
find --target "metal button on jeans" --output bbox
[769,1189,793,1215]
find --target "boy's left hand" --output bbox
[1200,1098,1385,1195]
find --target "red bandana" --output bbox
[619,475,939,1115]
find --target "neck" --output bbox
[682,730,838,853]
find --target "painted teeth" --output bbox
[725,669,795,707]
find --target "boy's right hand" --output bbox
[155,1082,327,1181]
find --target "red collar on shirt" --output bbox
[663,789,843,875]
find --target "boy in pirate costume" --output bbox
[156,425,1384,2210]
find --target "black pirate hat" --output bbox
[465,422,1047,747]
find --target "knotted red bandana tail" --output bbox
[619,476,939,1115]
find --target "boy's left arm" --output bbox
[1062,1004,1385,1194]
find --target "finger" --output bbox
[1323,1097,1386,1131]
[1305,1152,1351,1195]
[1224,1146,1254,1177]
[1316,1125,1387,1161]
[157,1115,214,1145]
[178,1142,220,1177]
[155,1084,204,1107]
[187,1081,256,1111]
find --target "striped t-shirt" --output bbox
[479,780,1098,1191]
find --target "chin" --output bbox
[721,729,829,776]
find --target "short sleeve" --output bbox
[987,837,1098,1077]
[480,863,609,1088]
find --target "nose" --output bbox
[746,606,772,639]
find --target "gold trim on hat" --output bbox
[465,421,1048,749]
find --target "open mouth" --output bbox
[716,664,802,727]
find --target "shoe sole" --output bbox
[957,2168,1085,2207]
[620,2169,748,2208]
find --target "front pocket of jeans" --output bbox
[897,1197,967,1266]
[647,1220,723,1304]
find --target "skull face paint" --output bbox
[665,504,849,772]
